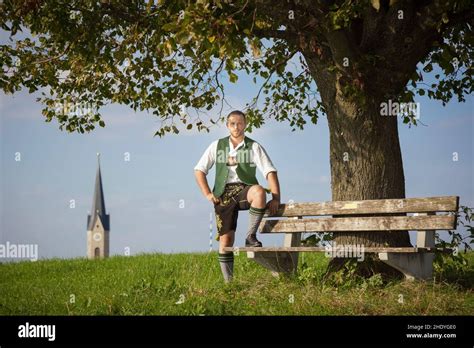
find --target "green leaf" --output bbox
[229,72,238,83]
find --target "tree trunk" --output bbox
[304,51,412,278]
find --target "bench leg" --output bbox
[378,252,434,280]
[247,251,299,276]
[248,218,302,275]
[379,213,436,281]
[283,231,301,274]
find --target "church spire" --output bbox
[87,153,109,230]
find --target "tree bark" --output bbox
[303,50,411,277]
[325,91,412,245]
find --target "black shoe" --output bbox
[245,235,262,247]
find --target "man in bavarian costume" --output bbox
[194,110,281,283]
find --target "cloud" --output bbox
[432,113,472,129]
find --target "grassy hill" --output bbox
[0,252,473,315]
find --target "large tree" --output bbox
[1,0,472,274]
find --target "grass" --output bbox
[0,252,473,315]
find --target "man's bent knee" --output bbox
[248,185,266,200]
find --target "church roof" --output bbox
[87,154,110,231]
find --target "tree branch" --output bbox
[253,29,299,40]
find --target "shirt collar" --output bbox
[228,136,246,150]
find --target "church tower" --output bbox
[87,153,110,259]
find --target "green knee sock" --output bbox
[247,206,266,238]
[218,252,234,283]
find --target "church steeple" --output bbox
[87,153,109,231]
[87,153,110,259]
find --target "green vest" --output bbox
[213,136,259,198]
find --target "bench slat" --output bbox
[265,196,459,217]
[223,247,439,253]
[260,215,456,233]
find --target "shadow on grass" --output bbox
[283,252,474,291]
[435,269,474,289]
[434,252,474,289]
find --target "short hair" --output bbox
[226,110,246,123]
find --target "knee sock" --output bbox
[218,252,234,283]
[247,206,266,238]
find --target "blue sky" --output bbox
[0,51,472,261]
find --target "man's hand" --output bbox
[266,198,280,216]
[206,192,221,205]
[266,172,281,216]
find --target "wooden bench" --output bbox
[224,196,459,280]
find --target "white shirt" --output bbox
[194,137,277,183]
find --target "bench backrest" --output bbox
[260,196,459,233]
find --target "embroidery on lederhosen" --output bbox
[215,214,223,233]
[215,184,246,241]
[220,184,245,206]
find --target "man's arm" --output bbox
[267,171,280,201]
[266,171,281,215]
[194,170,220,204]
[251,142,280,215]
[194,141,219,204]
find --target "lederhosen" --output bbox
[214,183,252,238]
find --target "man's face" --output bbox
[226,114,246,138]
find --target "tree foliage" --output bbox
[0,0,472,135]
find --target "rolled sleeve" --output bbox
[194,141,217,175]
[252,142,277,179]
